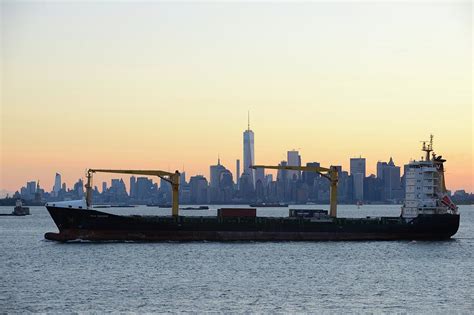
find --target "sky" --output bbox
[1,1,472,195]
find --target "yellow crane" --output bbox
[84,169,181,217]
[251,164,339,217]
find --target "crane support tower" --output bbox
[85,169,180,217]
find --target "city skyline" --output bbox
[1,119,473,195]
[1,2,472,193]
[9,144,473,205]
[5,130,473,197]
[1,118,472,195]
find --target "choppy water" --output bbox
[1,205,473,313]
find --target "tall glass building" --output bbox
[243,127,255,188]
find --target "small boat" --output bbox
[12,199,30,216]
[0,199,31,216]
[249,202,288,207]
[146,204,171,208]
[180,206,209,210]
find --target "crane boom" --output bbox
[84,169,180,217]
[251,164,339,218]
[89,169,175,178]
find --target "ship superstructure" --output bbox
[402,135,458,217]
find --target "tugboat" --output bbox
[0,199,30,216]
[13,199,30,216]
[44,136,459,242]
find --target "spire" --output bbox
[388,157,394,166]
[247,110,250,131]
[218,153,221,165]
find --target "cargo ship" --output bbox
[45,137,459,242]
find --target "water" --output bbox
[1,205,473,313]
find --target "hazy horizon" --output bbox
[1,1,472,193]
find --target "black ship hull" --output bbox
[44,206,460,242]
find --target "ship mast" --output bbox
[422,134,434,161]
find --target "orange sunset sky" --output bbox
[1,2,472,195]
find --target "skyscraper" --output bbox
[189,175,209,204]
[26,181,36,195]
[179,171,187,185]
[376,161,385,179]
[110,178,127,200]
[236,159,240,187]
[73,179,84,198]
[264,174,273,186]
[243,114,255,188]
[350,158,366,177]
[219,170,234,189]
[255,167,265,186]
[130,176,136,198]
[210,157,226,188]
[277,161,288,182]
[52,173,61,197]
[378,157,402,200]
[350,157,366,201]
[160,177,171,194]
[136,177,153,200]
[287,150,301,181]
[302,162,320,186]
